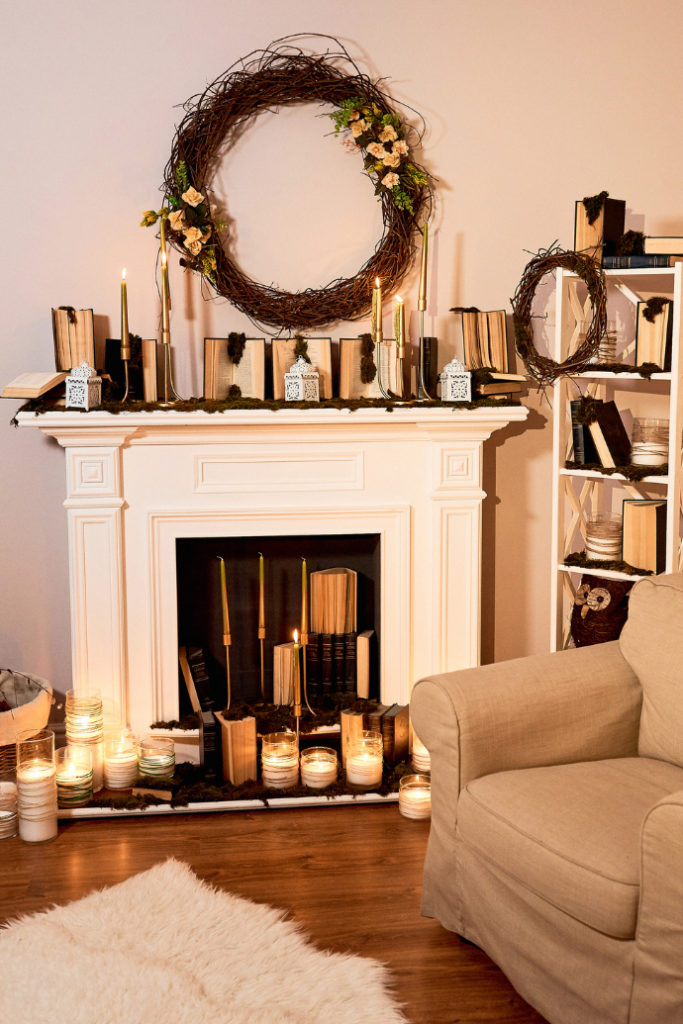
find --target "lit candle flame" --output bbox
[161,250,167,266]
[375,277,380,287]
[122,268,127,281]
[396,296,403,304]
[293,629,298,643]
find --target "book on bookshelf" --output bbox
[622,499,666,574]
[574,198,625,259]
[338,337,398,399]
[635,301,672,370]
[643,237,683,256]
[305,633,320,694]
[332,633,345,693]
[343,632,357,693]
[459,310,509,371]
[356,629,374,699]
[320,634,333,695]
[203,338,265,400]
[272,337,332,399]
[365,703,391,736]
[2,371,67,399]
[51,307,95,371]
[602,255,683,269]
[587,400,631,468]
[570,399,600,465]
[310,568,357,634]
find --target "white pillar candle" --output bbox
[17,761,58,843]
[300,748,338,789]
[65,689,104,791]
[104,739,139,790]
[345,731,383,790]
[630,442,668,466]
[262,733,299,790]
[399,774,432,820]
[138,737,175,778]
[56,747,93,808]
[411,734,431,774]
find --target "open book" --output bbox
[203,338,265,400]
[339,338,399,399]
[2,371,67,399]
[51,308,94,371]
[272,338,332,400]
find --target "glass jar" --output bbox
[56,746,93,808]
[411,734,431,774]
[261,732,299,790]
[345,730,383,790]
[398,774,432,820]
[15,728,58,843]
[585,512,622,561]
[104,733,139,790]
[631,418,669,467]
[0,771,18,840]
[65,689,104,792]
[300,747,338,789]
[138,737,175,778]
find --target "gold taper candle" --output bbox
[301,557,308,635]
[374,277,383,344]
[218,556,230,640]
[120,269,130,359]
[258,553,265,632]
[418,222,428,312]
[394,296,406,353]
[160,250,170,343]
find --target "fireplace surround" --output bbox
[19,405,527,738]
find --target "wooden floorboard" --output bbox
[0,804,547,1023]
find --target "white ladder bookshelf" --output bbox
[550,265,683,651]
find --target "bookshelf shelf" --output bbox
[550,263,683,651]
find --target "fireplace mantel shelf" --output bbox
[18,403,528,736]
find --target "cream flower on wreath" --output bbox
[185,239,203,256]
[183,226,203,244]
[393,140,409,156]
[182,186,205,207]
[383,151,401,169]
[168,209,187,231]
[367,142,386,159]
[200,229,212,244]
[348,110,360,121]
[382,171,400,189]
[351,119,367,138]
[379,125,397,143]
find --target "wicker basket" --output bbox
[0,671,53,774]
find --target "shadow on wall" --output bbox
[480,395,550,664]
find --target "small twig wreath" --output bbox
[511,245,607,385]
[142,35,433,333]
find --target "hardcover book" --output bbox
[344,632,357,694]
[203,337,265,400]
[365,703,391,737]
[643,237,683,256]
[587,401,631,468]
[574,198,625,259]
[380,704,410,766]
[320,634,333,695]
[570,399,600,465]
[635,302,672,371]
[459,310,509,372]
[305,633,320,694]
[603,255,682,269]
[2,371,67,399]
[356,629,375,700]
[310,568,357,635]
[51,307,95,371]
[332,633,345,692]
[272,337,332,400]
[421,337,439,398]
[273,642,296,705]
[622,499,666,574]
[338,338,398,399]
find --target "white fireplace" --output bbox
[19,406,526,737]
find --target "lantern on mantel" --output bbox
[284,355,320,402]
[439,356,472,403]
[65,361,102,410]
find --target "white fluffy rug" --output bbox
[0,859,407,1024]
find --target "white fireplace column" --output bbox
[21,407,527,735]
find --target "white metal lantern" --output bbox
[284,355,320,402]
[439,356,472,402]
[65,361,102,410]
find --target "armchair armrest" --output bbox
[411,640,642,800]
[630,788,683,1020]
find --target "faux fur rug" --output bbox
[0,859,407,1024]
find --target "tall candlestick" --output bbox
[417,221,433,401]
[374,277,383,344]
[394,296,406,400]
[121,269,130,359]
[301,557,314,716]
[418,222,428,312]
[217,556,232,710]
[160,251,170,343]
[293,629,301,738]
[373,277,391,399]
[258,552,266,701]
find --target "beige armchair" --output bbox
[411,572,683,1024]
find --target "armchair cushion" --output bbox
[620,573,683,768]
[457,757,683,940]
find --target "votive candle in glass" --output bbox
[399,774,432,820]
[138,737,175,778]
[65,689,104,792]
[300,747,338,789]
[411,734,431,774]
[0,771,18,840]
[630,418,669,467]
[56,746,93,808]
[261,732,299,790]
[16,728,58,843]
[346,730,383,790]
[104,733,139,789]
[585,512,622,561]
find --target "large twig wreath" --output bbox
[144,36,433,333]
[511,246,607,385]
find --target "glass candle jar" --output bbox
[138,737,175,778]
[56,746,93,808]
[585,512,622,561]
[300,747,338,789]
[631,418,669,467]
[261,732,299,790]
[411,734,431,774]
[345,731,383,790]
[398,774,432,820]
[65,689,104,792]
[104,733,139,790]
[0,771,18,840]
[16,728,58,843]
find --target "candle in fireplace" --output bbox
[261,732,299,789]
[293,629,301,737]
[345,730,383,790]
[138,737,175,778]
[56,746,93,808]
[258,552,266,701]
[300,747,338,789]
[217,555,232,709]
[65,689,104,792]
[398,774,432,820]
[104,733,139,789]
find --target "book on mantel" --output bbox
[2,371,67,399]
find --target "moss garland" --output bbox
[586,361,663,378]
[151,714,202,731]
[563,550,652,576]
[219,694,382,734]
[564,460,668,483]
[582,190,609,226]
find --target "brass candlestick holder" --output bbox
[217,556,232,710]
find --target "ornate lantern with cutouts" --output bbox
[439,356,472,402]
[65,361,102,410]
[284,355,320,402]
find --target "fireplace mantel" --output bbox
[19,405,527,734]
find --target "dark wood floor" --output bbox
[0,804,547,1023]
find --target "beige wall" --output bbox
[3,0,683,691]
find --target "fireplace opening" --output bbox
[176,534,381,712]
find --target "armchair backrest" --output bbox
[620,572,683,768]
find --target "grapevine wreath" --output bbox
[142,36,433,333]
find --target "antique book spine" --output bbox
[380,704,410,766]
[344,632,357,693]
[332,634,345,692]
[320,634,333,694]
[365,703,391,739]
[306,632,321,696]
[216,712,257,785]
